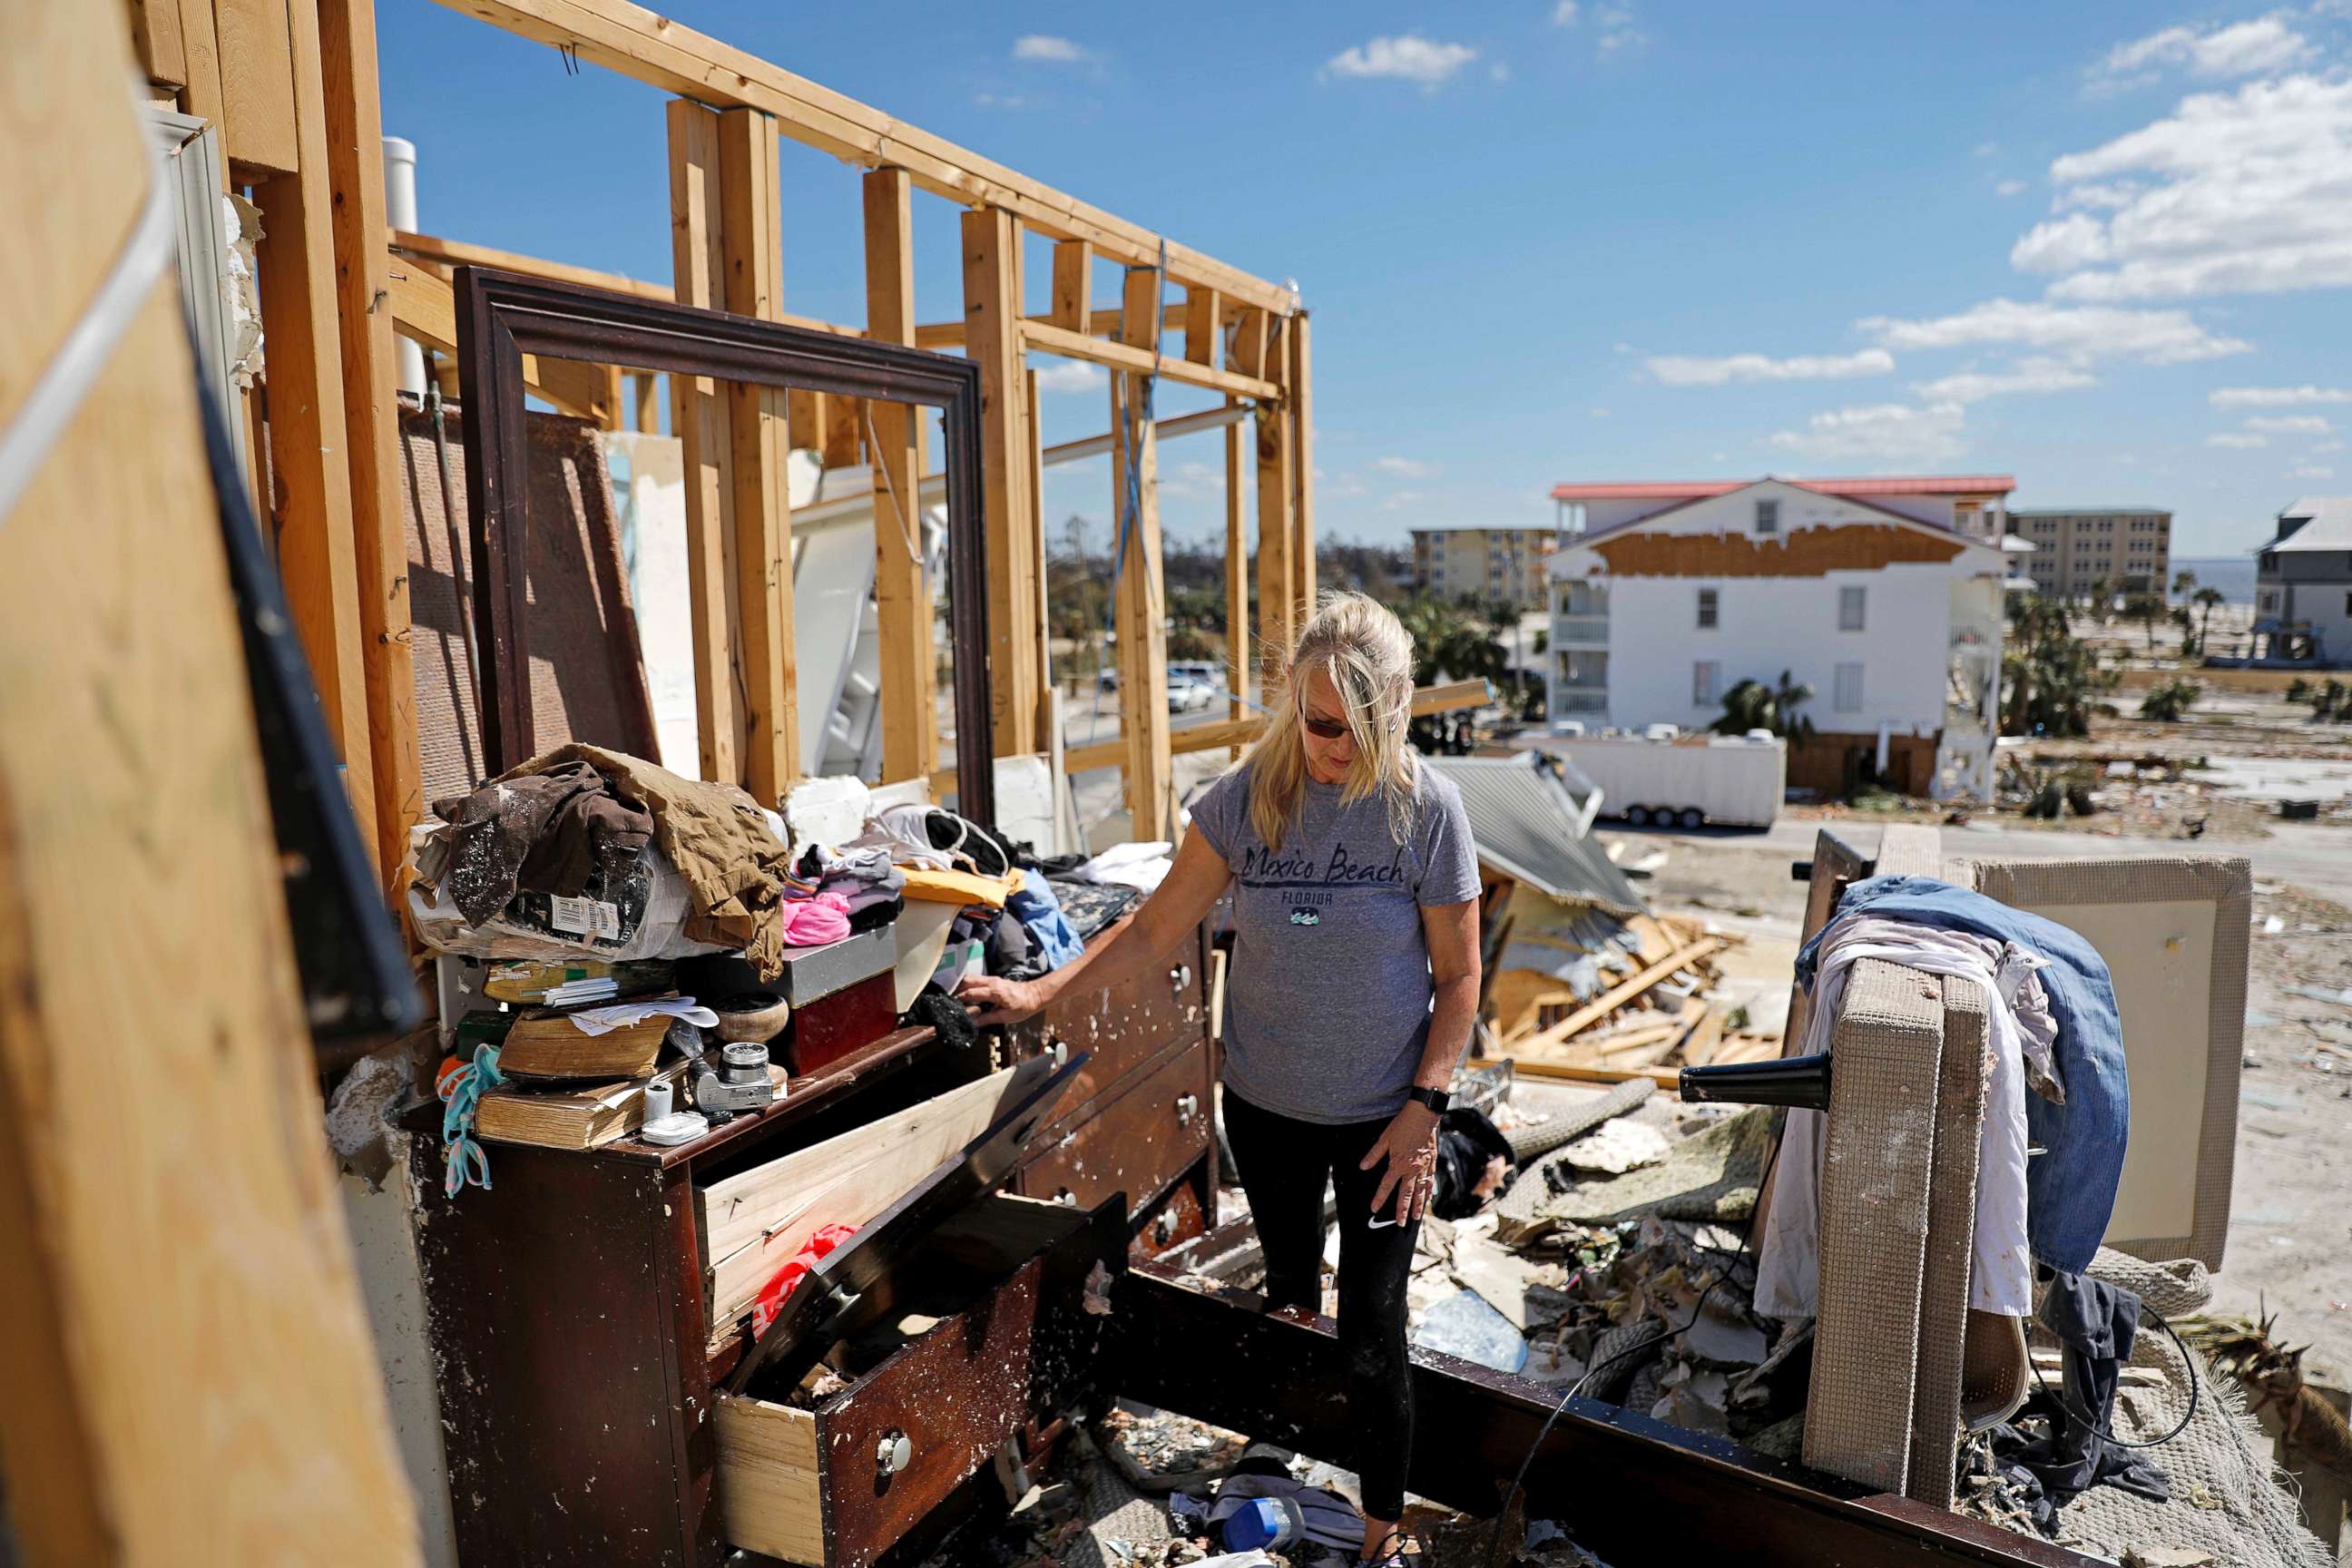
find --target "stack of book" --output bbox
[474,976,694,1152]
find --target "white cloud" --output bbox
[2245,413,2333,433]
[1766,402,1968,464]
[1594,4,1647,54]
[1646,348,1894,386]
[972,92,1026,111]
[1324,35,1477,86]
[1589,407,1612,418]
[1974,141,2000,158]
[2092,13,2312,83]
[1910,357,2098,403]
[1553,0,1579,23]
[2316,439,2348,453]
[1032,360,1106,395]
[1373,455,1436,478]
[1994,178,2027,197]
[1013,34,1088,63]
[2206,431,2269,447]
[1858,297,2250,364]
[1491,62,1512,83]
[2020,74,2352,301]
[2291,463,2337,477]
[2210,384,2352,407]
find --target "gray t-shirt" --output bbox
[1190,760,1480,1124]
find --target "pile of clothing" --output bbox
[410,745,807,977]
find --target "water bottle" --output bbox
[1222,1497,1298,1553]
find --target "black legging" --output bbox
[1221,1086,1418,1522]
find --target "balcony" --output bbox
[1554,686,1608,714]
[1553,612,1611,647]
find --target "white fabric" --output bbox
[1074,839,1173,892]
[1754,914,2049,1319]
[561,996,719,1037]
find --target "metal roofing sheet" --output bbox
[1422,753,1647,917]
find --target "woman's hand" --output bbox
[955,973,1048,1026]
[1360,1100,1442,1225]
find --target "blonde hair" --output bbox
[1243,591,1419,851]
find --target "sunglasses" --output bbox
[1301,709,1350,740]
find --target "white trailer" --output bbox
[1527,733,1785,829]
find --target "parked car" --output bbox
[1168,676,1216,714]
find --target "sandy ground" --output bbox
[1612,816,2352,1387]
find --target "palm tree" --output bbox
[1710,669,1817,742]
[2122,590,2168,649]
[2192,586,2226,656]
[2172,568,2197,602]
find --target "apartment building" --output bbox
[2009,507,2172,600]
[1411,525,1557,608]
[1545,475,2012,799]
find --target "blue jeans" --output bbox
[1797,875,2129,1274]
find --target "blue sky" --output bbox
[377,1,2351,557]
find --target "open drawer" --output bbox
[714,1192,1122,1567]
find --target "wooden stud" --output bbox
[1026,365,1054,750]
[961,204,1040,758]
[250,0,379,860]
[1230,305,1269,381]
[821,394,865,471]
[1112,265,1171,838]
[128,0,188,88]
[1051,240,1092,331]
[0,7,419,1555]
[632,370,660,434]
[666,98,742,785]
[1184,286,1222,368]
[1289,311,1315,612]
[215,0,301,174]
[1017,318,1278,404]
[912,299,1185,352]
[717,105,796,801]
[1224,398,1249,753]
[780,387,817,457]
[173,0,229,192]
[416,0,1296,314]
[861,166,937,784]
[318,0,424,887]
[1253,315,1297,676]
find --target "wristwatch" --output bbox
[1405,1085,1450,1114]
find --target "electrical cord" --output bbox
[1480,1127,1782,1568]
[2022,1306,2200,1449]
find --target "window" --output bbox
[1697,587,1719,629]
[1834,662,1865,713]
[1693,662,1720,704]
[1838,585,1866,631]
[1755,499,1779,535]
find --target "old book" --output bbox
[495,1006,676,1080]
[475,1062,689,1151]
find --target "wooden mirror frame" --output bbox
[452,266,995,823]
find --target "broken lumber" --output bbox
[1521,938,1722,1052]
[1505,1058,1686,1093]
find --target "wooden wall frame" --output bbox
[450,266,996,824]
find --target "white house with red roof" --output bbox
[1544,475,2014,800]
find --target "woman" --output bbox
[959,592,1481,1564]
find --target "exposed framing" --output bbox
[450,267,997,823]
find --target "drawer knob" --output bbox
[1174,1093,1199,1126]
[1169,963,1193,994]
[877,1430,912,1477]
